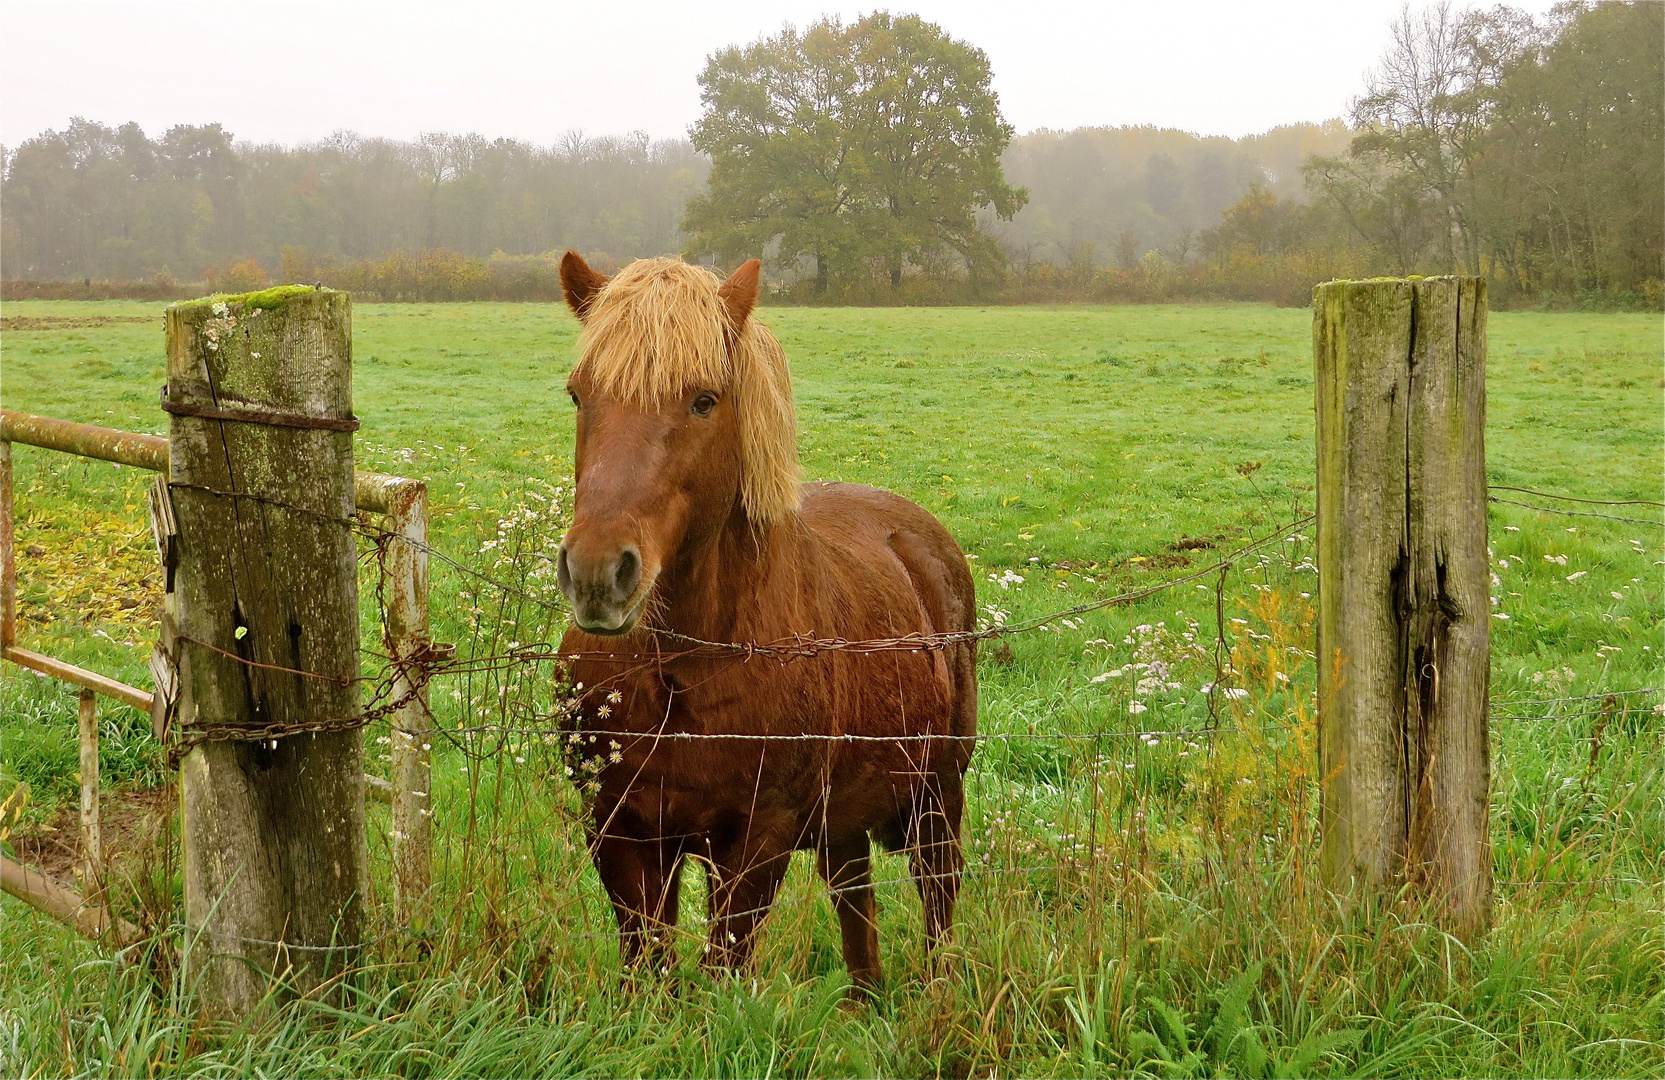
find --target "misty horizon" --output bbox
[3,115,1357,157]
[1,0,1565,150]
[3,1,1651,309]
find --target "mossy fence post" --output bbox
[166,287,366,1017]
[1313,276,1493,937]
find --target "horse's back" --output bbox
[800,481,978,741]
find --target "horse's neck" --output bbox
[651,510,810,644]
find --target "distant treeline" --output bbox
[0,120,1389,308]
[2,2,1656,309]
[996,123,1352,273]
[987,1,1661,309]
[0,129,706,288]
[0,117,1340,301]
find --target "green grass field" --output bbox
[2,298,1661,1078]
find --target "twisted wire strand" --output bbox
[1488,496,1662,527]
[1487,485,1664,509]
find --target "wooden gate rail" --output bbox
[0,407,435,936]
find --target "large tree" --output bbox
[1474,1,1663,294]
[1348,1,1488,273]
[683,14,1026,291]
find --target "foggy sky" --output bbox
[3,0,1565,148]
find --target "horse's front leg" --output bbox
[592,833,684,974]
[702,832,793,974]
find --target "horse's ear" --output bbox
[718,259,762,336]
[560,250,608,321]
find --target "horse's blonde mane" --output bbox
[574,257,800,525]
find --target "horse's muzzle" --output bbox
[557,540,645,635]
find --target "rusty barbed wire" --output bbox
[142,474,1661,767]
[435,721,1294,744]
[170,630,364,686]
[1487,485,1664,509]
[162,476,1655,657]
[163,477,1316,656]
[420,695,1660,752]
[1487,496,1662,527]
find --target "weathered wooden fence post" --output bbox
[367,475,434,927]
[1,439,14,651]
[78,689,102,897]
[166,286,367,1017]
[1313,276,1493,936]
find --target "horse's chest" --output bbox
[579,651,946,829]
[585,671,819,770]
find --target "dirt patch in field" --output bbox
[9,784,173,885]
[1,315,158,332]
[1167,534,1224,552]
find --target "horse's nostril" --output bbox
[556,544,572,594]
[614,546,641,600]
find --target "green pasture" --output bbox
[1,298,1661,1078]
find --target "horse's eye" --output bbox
[568,389,580,408]
[691,393,718,417]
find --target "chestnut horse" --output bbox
[554,252,977,996]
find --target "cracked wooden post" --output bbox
[1314,276,1493,936]
[167,286,366,1017]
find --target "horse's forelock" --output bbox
[574,258,801,526]
[576,258,728,402]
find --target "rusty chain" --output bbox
[162,650,439,768]
[157,489,450,767]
